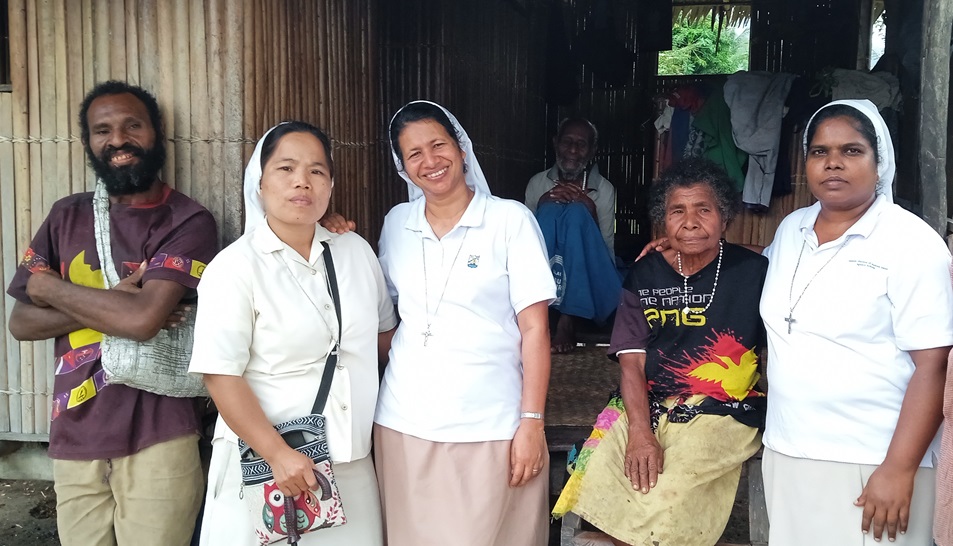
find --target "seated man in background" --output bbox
[525,117,621,353]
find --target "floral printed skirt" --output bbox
[553,393,761,546]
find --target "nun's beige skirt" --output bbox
[763,448,937,546]
[373,425,549,546]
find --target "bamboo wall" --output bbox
[0,0,378,440]
[549,0,653,260]
[376,0,550,216]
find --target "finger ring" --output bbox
[532,468,540,474]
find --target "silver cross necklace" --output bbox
[786,238,849,334]
[421,228,469,346]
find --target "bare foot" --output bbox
[551,313,576,354]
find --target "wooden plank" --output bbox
[559,512,582,546]
[316,0,328,129]
[206,0,225,247]
[23,0,41,435]
[45,0,72,432]
[52,0,69,210]
[253,0,265,134]
[222,0,244,245]
[137,0,159,93]
[108,0,125,81]
[919,0,953,233]
[37,0,61,432]
[92,0,110,83]
[7,0,29,434]
[273,1,283,124]
[172,0,191,192]
[0,432,53,442]
[0,93,14,433]
[156,0,176,187]
[242,0,255,166]
[187,0,209,207]
[66,0,86,196]
[81,0,94,190]
[124,0,139,84]
[747,454,769,545]
[81,0,93,89]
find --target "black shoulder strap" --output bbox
[312,241,341,415]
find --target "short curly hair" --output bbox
[78,80,164,145]
[648,158,740,227]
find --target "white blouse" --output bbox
[375,190,556,443]
[761,195,953,467]
[189,224,397,462]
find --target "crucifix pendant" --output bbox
[784,312,796,334]
[422,328,433,346]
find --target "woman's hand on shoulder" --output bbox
[319,211,356,234]
[854,462,917,542]
[509,418,548,487]
[267,445,319,498]
[624,427,664,494]
[635,237,670,261]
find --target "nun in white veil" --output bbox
[372,101,556,546]
[759,99,953,546]
[189,121,396,546]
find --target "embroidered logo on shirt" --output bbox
[149,253,208,278]
[467,255,480,268]
[848,259,887,271]
[20,247,51,273]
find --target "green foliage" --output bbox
[658,16,750,76]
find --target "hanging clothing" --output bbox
[774,77,829,197]
[692,85,747,191]
[669,107,692,162]
[831,68,901,111]
[724,71,797,208]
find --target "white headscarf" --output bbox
[242,122,334,233]
[388,100,492,201]
[803,99,896,203]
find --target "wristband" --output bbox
[520,411,543,420]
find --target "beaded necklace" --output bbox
[676,239,723,315]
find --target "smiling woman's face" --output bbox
[806,116,879,213]
[397,119,467,199]
[260,131,333,230]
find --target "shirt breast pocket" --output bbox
[809,259,889,337]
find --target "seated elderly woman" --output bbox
[553,158,767,546]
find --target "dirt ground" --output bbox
[0,477,749,546]
[0,480,59,546]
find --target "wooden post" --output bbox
[919,0,953,234]
[222,0,244,244]
[855,0,873,70]
[8,0,29,435]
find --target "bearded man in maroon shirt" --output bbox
[7,80,218,546]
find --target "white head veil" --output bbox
[242,122,334,233]
[388,100,492,201]
[803,99,896,203]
